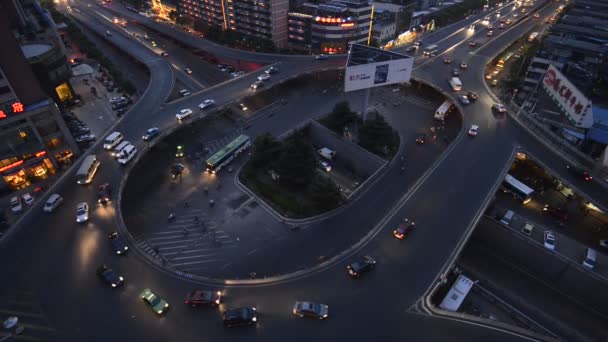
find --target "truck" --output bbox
[449,77,462,91]
[318,147,336,160]
[439,274,474,312]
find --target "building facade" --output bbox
[288,0,373,54]
[179,0,289,48]
[371,19,396,45]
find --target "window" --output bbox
[0,86,11,95]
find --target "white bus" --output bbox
[449,77,462,91]
[76,155,100,185]
[439,274,474,312]
[503,173,534,204]
[423,44,439,56]
[434,100,454,120]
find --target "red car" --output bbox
[184,290,222,307]
[97,182,112,204]
[393,220,415,240]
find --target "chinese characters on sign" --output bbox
[0,102,25,120]
[543,64,593,128]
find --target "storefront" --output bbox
[0,152,56,191]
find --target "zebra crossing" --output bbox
[194,129,243,158]
[375,88,439,110]
[136,209,240,273]
[0,290,57,341]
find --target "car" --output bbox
[184,290,222,307]
[452,68,460,76]
[460,62,468,69]
[184,68,192,74]
[178,89,191,97]
[415,134,426,145]
[498,23,505,29]
[466,92,478,101]
[198,99,215,110]
[111,102,128,110]
[250,81,265,90]
[108,232,129,255]
[143,34,150,40]
[468,125,479,136]
[96,264,124,288]
[160,52,169,57]
[492,103,507,113]
[257,73,270,81]
[223,307,258,327]
[43,194,63,213]
[521,222,534,236]
[505,19,512,25]
[98,182,112,204]
[487,30,494,37]
[314,54,328,60]
[151,41,157,47]
[600,239,608,249]
[176,108,193,121]
[105,30,112,37]
[468,41,478,47]
[460,95,470,105]
[265,67,278,76]
[175,145,185,158]
[533,13,540,19]
[544,231,556,250]
[491,79,498,86]
[230,71,245,78]
[21,193,34,206]
[217,63,227,69]
[393,220,415,239]
[491,69,500,76]
[238,103,248,111]
[319,161,332,172]
[405,46,416,52]
[109,96,127,104]
[443,58,452,64]
[565,164,592,181]
[485,73,493,80]
[542,204,568,222]
[10,196,23,214]
[293,301,329,319]
[76,202,89,223]
[170,163,185,179]
[75,134,96,143]
[487,24,493,29]
[142,127,160,141]
[140,288,170,315]
[347,255,376,278]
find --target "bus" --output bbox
[76,155,100,185]
[528,32,539,42]
[434,100,454,120]
[423,44,439,56]
[205,135,251,174]
[503,173,534,204]
[439,274,474,312]
[496,52,514,69]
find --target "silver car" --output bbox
[292,301,329,319]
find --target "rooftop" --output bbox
[21,44,53,59]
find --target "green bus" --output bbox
[205,134,251,174]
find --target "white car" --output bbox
[320,161,332,172]
[179,89,191,97]
[492,103,507,113]
[76,202,89,223]
[257,73,270,81]
[184,68,193,74]
[468,125,479,136]
[238,103,248,111]
[176,108,193,121]
[198,99,215,110]
[544,231,556,250]
[10,196,23,214]
[109,96,127,104]
[22,193,34,206]
[43,194,64,213]
[460,95,470,105]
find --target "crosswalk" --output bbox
[194,129,243,158]
[136,209,240,273]
[375,88,439,110]
[0,290,57,341]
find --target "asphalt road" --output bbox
[1,0,603,341]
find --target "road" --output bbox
[1,0,604,341]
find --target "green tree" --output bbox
[310,176,343,210]
[275,133,316,189]
[358,113,399,157]
[249,133,282,169]
[322,101,361,134]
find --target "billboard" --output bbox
[344,58,414,92]
[542,64,593,128]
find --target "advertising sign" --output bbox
[543,64,593,128]
[344,57,414,92]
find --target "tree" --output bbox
[322,101,361,133]
[310,176,343,210]
[275,133,316,189]
[249,133,281,169]
[358,113,399,157]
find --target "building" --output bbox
[179,0,289,48]
[288,0,373,54]
[371,18,396,45]
[0,7,78,194]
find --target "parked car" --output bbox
[10,196,23,214]
[319,161,332,172]
[21,193,34,206]
[179,89,191,97]
[521,222,534,236]
[160,52,169,57]
[544,231,556,250]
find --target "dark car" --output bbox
[393,221,415,240]
[111,102,128,110]
[347,256,376,278]
[142,127,160,141]
[96,264,124,288]
[416,134,426,145]
[170,163,185,179]
[467,92,479,101]
[184,290,222,307]
[98,182,112,204]
[222,307,258,327]
[566,165,592,181]
[108,232,129,255]
[115,108,127,117]
[542,205,568,222]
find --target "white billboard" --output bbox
[542,64,593,128]
[344,57,414,92]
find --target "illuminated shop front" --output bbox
[0,151,56,191]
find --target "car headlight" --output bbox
[112,283,117,288]
[117,251,121,254]
[165,303,169,308]
[215,299,220,304]
[251,307,256,311]
[124,246,129,250]
[157,310,163,314]
[217,291,221,295]
[252,316,257,322]
[323,314,328,318]
[119,276,124,281]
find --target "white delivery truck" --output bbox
[449,77,462,91]
[318,147,336,160]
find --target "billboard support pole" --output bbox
[362,88,371,122]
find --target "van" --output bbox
[112,141,131,158]
[43,193,64,213]
[103,132,123,150]
[582,248,597,270]
[117,145,137,165]
[500,210,514,225]
[76,155,100,184]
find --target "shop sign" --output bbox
[543,64,593,128]
[0,102,25,119]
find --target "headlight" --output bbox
[217,291,222,295]
[323,314,328,318]
[251,317,257,322]
[124,246,129,250]
[112,283,117,288]
[119,276,124,281]
[215,299,220,304]
[157,310,163,314]
[165,303,169,308]
[252,307,256,311]
[117,251,121,254]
